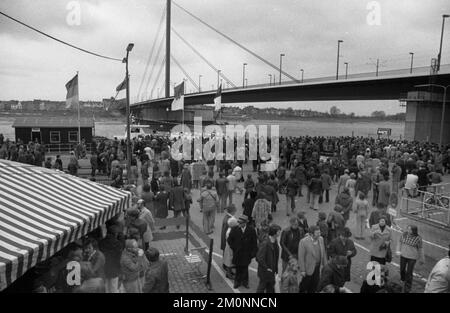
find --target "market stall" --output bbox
[0,160,131,291]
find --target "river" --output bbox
[0,116,405,140]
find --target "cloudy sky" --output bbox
[0,0,449,115]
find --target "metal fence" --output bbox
[44,143,92,154]
[400,183,450,228]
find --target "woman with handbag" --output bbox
[369,215,392,265]
[198,180,219,234]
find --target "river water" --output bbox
[0,116,404,140]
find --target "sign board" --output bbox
[377,128,391,136]
[31,128,40,132]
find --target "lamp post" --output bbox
[409,52,414,74]
[245,78,248,88]
[300,68,304,83]
[123,43,134,182]
[269,74,272,85]
[243,63,247,88]
[437,14,450,72]
[336,40,343,80]
[279,54,285,85]
[217,70,221,89]
[198,75,202,92]
[415,84,449,146]
[344,62,348,79]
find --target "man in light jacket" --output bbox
[424,246,450,293]
[298,225,327,293]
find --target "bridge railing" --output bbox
[137,63,450,102]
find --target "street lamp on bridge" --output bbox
[279,53,285,85]
[415,83,450,146]
[409,52,414,74]
[336,40,343,80]
[217,70,221,89]
[437,14,450,72]
[245,78,248,88]
[243,63,247,88]
[123,43,134,182]
[344,62,348,79]
[300,68,304,83]
[269,74,272,85]
[198,74,202,92]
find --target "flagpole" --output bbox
[77,71,81,145]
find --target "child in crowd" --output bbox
[280,257,299,293]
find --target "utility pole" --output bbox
[300,68,304,83]
[344,62,348,79]
[165,0,171,97]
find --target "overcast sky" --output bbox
[0,0,449,115]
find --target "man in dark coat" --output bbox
[227,215,258,289]
[215,172,229,213]
[99,225,124,293]
[327,227,357,282]
[256,224,281,293]
[280,216,303,272]
[318,255,348,292]
[143,247,169,293]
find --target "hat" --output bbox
[137,199,144,204]
[344,169,349,173]
[238,215,249,224]
[228,217,238,227]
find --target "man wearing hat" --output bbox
[227,215,258,289]
[328,227,357,282]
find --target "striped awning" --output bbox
[0,160,131,291]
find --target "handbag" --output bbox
[385,244,392,263]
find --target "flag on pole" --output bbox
[171,81,184,111]
[214,83,222,111]
[65,74,79,109]
[116,76,127,92]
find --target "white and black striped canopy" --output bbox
[0,160,131,291]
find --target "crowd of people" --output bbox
[1,132,449,293]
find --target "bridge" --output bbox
[131,0,450,144]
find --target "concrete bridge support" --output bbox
[404,91,450,144]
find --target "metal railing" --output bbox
[44,143,92,154]
[400,184,450,228]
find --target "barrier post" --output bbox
[206,238,213,290]
[185,213,189,254]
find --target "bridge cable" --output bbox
[172,1,299,83]
[143,30,166,99]
[171,54,200,91]
[172,27,236,88]
[0,10,122,62]
[137,7,166,101]
[149,56,167,99]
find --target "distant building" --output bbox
[11,101,22,110]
